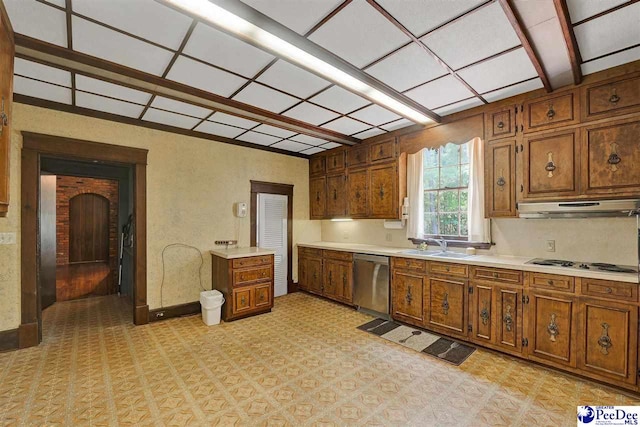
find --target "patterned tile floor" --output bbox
[0,293,638,426]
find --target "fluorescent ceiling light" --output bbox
[163,0,434,125]
[330,218,353,222]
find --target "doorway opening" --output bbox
[20,132,148,348]
[250,181,294,296]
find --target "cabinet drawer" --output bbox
[580,278,637,302]
[392,257,427,273]
[584,74,640,119]
[530,272,575,292]
[299,247,322,258]
[370,138,395,163]
[323,250,353,261]
[429,262,469,278]
[233,266,272,286]
[472,267,522,285]
[232,255,272,269]
[525,91,578,132]
[309,155,326,176]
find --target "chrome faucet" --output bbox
[428,238,448,253]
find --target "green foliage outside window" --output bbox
[423,142,470,238]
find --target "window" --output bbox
[423,142,469,238]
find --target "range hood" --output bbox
[518,199,640,219]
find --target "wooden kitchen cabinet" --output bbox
[299,248,353,305]
[470,282,493,344]
[309,154,326,176]
[426,276,468,338]
[523,129,580,200]
[326,173,347,217]
[324,259,353,304]
[369,163,398,218]
[369,137,396,163]
[581,117,640,197]
[348,144,369,168]
[485,105,517,140]
[494,286,523,354]
[326,148,346,173]
[523,90,579,133]
[0,4,14,217]
[347,168,368,218]
[309,176,326,219]
[485,139,517,217]
[298,247,323,294]
[582,72,640,120]
[391,269,425,327]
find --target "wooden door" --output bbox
[326,173,347,217]
[307,257,323,294]
[527,291,576,367]
[0,4,14,217]
[348,168,368,218]
[391,270,424,326]
[581,118,640,197]
[309,176,326,219]
[485,105,516,140]
[523,130,580,199]
[578,299,637,385]
[69,193,110,263]
[297,257,308,291]
[426,277,467,337]
[470,283,493,344]
[485,139,516,217]
[369,163,397,218]
[495,286,522,354]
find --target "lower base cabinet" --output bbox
[426,277,467,338]
[391,270,425,326]
[298,248,354,305]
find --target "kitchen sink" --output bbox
[401,249,440,256]
[431,251,474,259]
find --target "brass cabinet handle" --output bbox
[343,273,347,287]
[547,279,554,286]
[608,142,621,172]
[598,322,612,355]
[312,271,317,280]
[496,176,506,188]
[445,265,450,272]
[316,191,320,202]
[546,103,555,119]
[240,296,246,305]
[606,287,613,294]
[379,184,385,199]
[442,292,449,315]
[379,146,384,156]
[333,189,337,200]
[333,157,337,167]
[609,89,620,104]
[406,284,413,305]
[492,272,499,279]
[545,152,556,178]
[503,305,513,332]
[329,270,332,285]
[259,293,265,301]
[480,302,489,326]
[0,97,8,137]
[497,121,505,129]
[355,190,361,199]
[547,313,559,342]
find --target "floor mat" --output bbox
[357,318,475,366]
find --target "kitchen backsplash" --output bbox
[321,217,637,266]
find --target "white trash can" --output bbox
[200,290,225,326]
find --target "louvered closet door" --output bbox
[257,193,288,297]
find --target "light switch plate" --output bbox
[0,232,16,245]
[546,240,556,252]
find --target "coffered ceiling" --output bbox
[5,0,639,157]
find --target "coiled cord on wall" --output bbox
[160,243,207,309]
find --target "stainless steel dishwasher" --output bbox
[353,254,390,319]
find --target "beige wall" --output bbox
[320,217,637,266]
[0,103,321,331]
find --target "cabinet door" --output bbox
[309,154,326,176]
[495,286,522,354]
[308,257,323,294]
[583,73,640,120]
[523,130,580,199]
[581,118,640,197]
[524,91,578,132]
[348,168,368,218]
[298,257,308,291]
[391,270,424,326]
[334,261,353,304]
[323,260,339,299]
[485,139,516,217]
[369,138,395,163]
[369,163,397,219]
[527,292,576,367]
[348,144,369,168]
[470,283,493,344]
[578,299,637,385]
[0,8,14,217]
[486,105,516,140]
[326,173,347,217]
[426,277,467,337]
[309,176,326,219]
[233,287,253,314]
[326,149,346,173]
[254,283,272,309]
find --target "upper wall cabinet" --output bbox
[523,90,579,133]
[326,149,346,174]
[0,4,14,217]
[485,139,517,217]
[309,154,326,177]
[582,73,640,121]
[369,138,396,163]
[485,105,517,140]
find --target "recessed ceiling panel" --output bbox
[4,0,67,47]
[183,23,275,77]
[73,16,174,76]
[566,0,627,23]
[321,117,370,135]
[581,45,640,75]
[240,0,343,35]
[319,142,341,150]
[300,147,325,155]
[72,0,193,50]
[194,121,246,139]
[421,2,521,70]
[290,135,330,146]
[75,75,152,104]
[142,108,201,129]
[352,128,387,139]
[13,76,72,104]
[236,131,282,146]
[14,58,71,87]
[433,97,483,116]
[233,83,299,113]
[458,48,537,94]
[256,61,331,98]
[365,43,447,92]
[76,92,145,118]
[405,75,474,109]
[309,86,370,114]
[374,0,486,36]
[252,124,296,138]
[483,78,543,102]
[283,102,340,125]
[166,56,247,97]
[380,118,412,131]
[271,140,310,152]
[308,0,411,68]
[209,112,259,129]
[349,104,401,126]
[151,96,212,119]
[574,4,640,61]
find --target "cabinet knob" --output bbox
[259,293,265,301]
[496,121,505,129]
[606,287,613,294]
[445,265,450,272]
[480,302,490,326]
[442,293,450,315]
[503,305,513,332]
[545,152,556,178]
[379,184,385,199]
[546,104,555,119]
[547,313,559,342]
[598,322,612,355]
[496,176,506,188]
[547,279,554,286]
[493,272,499,279]
[0,97,8,137]
[333,189,337,200]
[609,89,620,104]
[241,296,246,305]
[316,191,320,202]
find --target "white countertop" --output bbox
[298,242,639,284]
[210,247,275,259]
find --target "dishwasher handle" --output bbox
[353,254,389,265]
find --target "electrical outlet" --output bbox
[546,240,556,252]
[155,312,165,318]
[0,232,16,245]
[385,233,392,242]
